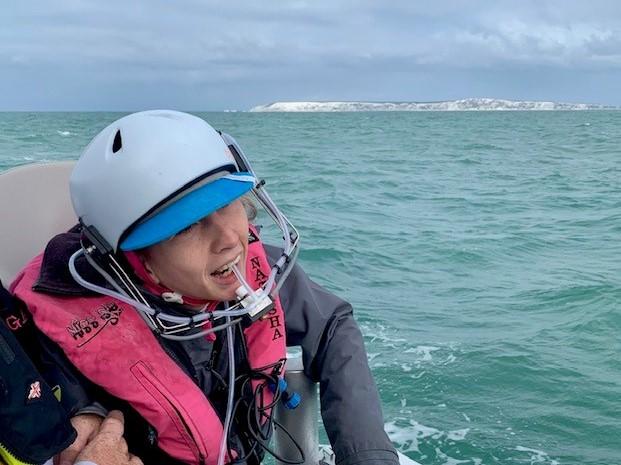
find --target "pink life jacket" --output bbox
[11,229,287,465]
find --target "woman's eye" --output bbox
[177,222,198,235]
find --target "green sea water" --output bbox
[1,111,620,465]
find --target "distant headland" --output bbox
[249,98,617,112]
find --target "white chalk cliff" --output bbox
[249,98,614,112]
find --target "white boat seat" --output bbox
[0,162,77,285]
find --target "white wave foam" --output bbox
[435,448,471,465]
[57,130,72,136]
[384,421,420,453]
[360,323,458,372]
[515,446,559,465]
[385,418,473,456]
[385,418,481,465]
[442,354,457,365]
[405,345,440,361]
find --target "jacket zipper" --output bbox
[0,334,34,465]
[131,362,207,464]
[174,406,206,465]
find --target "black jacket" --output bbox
[0,284,76,465]
[26,232,399,465]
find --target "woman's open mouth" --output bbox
[210,255,241,279]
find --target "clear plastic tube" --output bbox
[71,249,270,322]
[70,248,278,339]
[232,264,255,298]
[218,307,236,465]
[70,249,200,323]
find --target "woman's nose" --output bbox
[206,211,238,253]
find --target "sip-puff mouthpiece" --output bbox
[233,265,274,321]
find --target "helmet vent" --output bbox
[112,130,122,153]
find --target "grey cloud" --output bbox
[2,0,621,109]
[4,1,620,68]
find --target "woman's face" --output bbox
[141,199,249,303]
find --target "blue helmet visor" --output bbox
[120,172,255,251]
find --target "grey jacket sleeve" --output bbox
[267,246,399,465]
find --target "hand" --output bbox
[76,410,142,465]
[58,413,103,465]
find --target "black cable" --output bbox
[223,364,305,465]
[247,374,305,464]
[244,391,305,465]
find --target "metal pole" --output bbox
[274,355,319,465]
[273,354,421,465]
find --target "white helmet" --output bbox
[68,110,300,341]
[70,110,255,252]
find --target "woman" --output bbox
[11,111,398,465]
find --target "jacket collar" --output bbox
[34,230,105,296]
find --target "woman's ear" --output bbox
[139,253,161,284]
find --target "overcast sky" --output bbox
[2,0,621,110]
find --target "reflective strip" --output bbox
[52,385,62,402]
[222,173,256,184]
[0,443,34,465]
